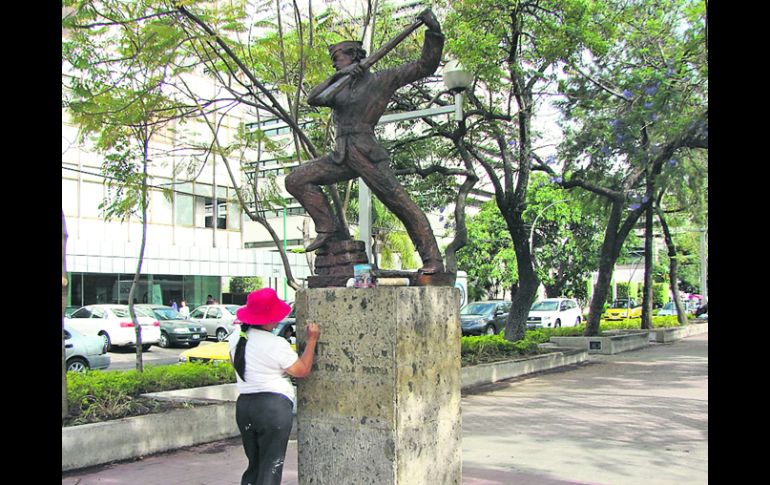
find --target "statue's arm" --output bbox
[307,76,338,107]
[383,28,444,90]
[308,64,364,107]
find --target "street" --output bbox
[105,340,221,370]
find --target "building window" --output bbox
[205,198,227,229]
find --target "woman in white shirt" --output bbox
[178,300,190,318]
[228,288,320,485]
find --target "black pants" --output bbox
[235,392,294,485]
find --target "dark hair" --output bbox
[232,326,271,381]
[233,329,248,381]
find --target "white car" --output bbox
[64,324,111,372]
[65,304,161,351]
[527,298,582,329]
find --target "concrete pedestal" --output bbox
[295,287,461,485]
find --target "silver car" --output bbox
[188,304,241,341]
[64,324,111,372]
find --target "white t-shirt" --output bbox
[228,326,299,403]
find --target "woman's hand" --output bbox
[305,322,321,341]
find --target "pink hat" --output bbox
[236,288,292,325]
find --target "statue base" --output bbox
[296,287,462,484]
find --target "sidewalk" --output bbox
[62,333,708,485]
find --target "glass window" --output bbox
[111,308,131,318]
[149,185,173,225]
[175,193,194,226]
[71,308,92,319]
[229,201,241,230]
[531,301,559,311]
[190,308,206,318]
[62,179,78,216]
[80,181,104,218]
[205,198,227,229]
[92,307,107,318]
[207,308,222,318]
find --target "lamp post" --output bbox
[528,199,567,268]
[358,61,473,262]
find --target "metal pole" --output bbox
[529,199,567,261]
[700,229,707,303]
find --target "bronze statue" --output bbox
[285,9,445,275]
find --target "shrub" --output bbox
[66,362,235,426]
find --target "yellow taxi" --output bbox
[178,331,297,364]
[603,298,643,320]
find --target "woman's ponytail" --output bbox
[233,328,249,381]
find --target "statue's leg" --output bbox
[285,156,354,251]
[348,147,444,274]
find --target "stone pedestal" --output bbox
[295,287,461,485]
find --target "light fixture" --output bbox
[442,60,473,93]
[441,60,473,121]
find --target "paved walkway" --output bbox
[62,333,708,485]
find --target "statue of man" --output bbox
[285,9,445,274]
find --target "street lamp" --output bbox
[442,60,474,121]
[359,61,474,261]
[528,199,567,267]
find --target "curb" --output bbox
[62,348,588,472]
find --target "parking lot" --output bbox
[105,340,222,371]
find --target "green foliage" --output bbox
[229,276,264,294]
[653,283,668,307]
[525,173,604,299]
[456,201,518,300]
[461,332,540,366]
[65,362,235,426]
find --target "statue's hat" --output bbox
[328,40,365,58]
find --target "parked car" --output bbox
[64,324,111,372]
[178,341,231,364]
[273,303,296,343]
[527,298,582,329]
[460,300,512,336]
[657,301,677,316]
[657,301,693,317]
[604,298,643,320]
[65,306,80,318]
[134,304,208,348]
[187,304,241,341]
[694,302,708,319]
[178,330,297,363]
[65,304,161,351]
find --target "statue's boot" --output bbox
[305,232,336,252]
[419,258,444,275]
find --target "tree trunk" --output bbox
[130,137,151,373]
[656,206,687,324]
[504,210,539,342]
[62,211,69,421]
[641,203,654,329]
[585,202,623,336]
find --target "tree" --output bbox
[524,173,603,301]
[543,0,707,335]
[64,1,192,370]
[437,0,616,341]
[230,276,265,294]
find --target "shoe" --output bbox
[419,259,444,275]
[305,232,335,252]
